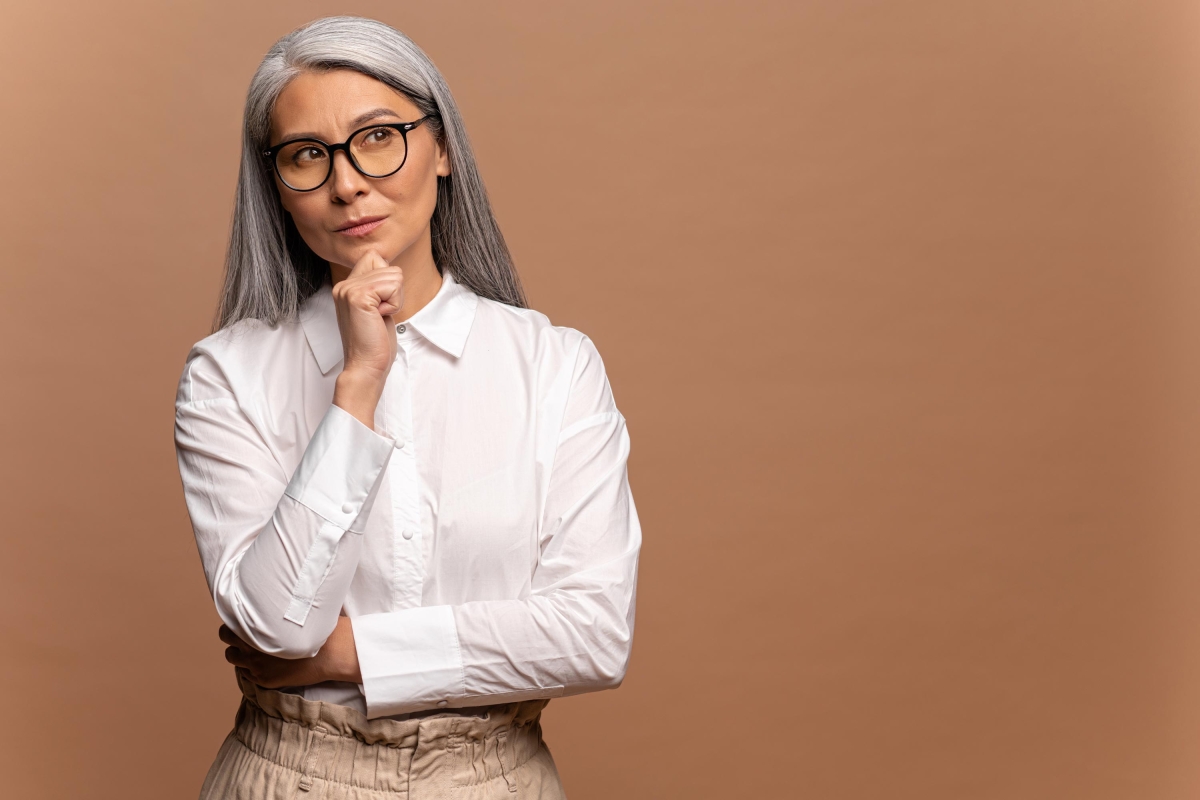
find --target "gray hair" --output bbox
[215,15,526,331]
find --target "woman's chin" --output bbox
[340,236,409,265]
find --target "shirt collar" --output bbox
[300,268,479,375]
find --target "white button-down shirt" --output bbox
[174,269,640,719]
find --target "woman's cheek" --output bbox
[386,184,438,245]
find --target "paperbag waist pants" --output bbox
[198,672,567,799]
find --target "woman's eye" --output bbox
[294,147,325,164]
[367,129,392,143]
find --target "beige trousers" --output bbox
[199,673,568,799]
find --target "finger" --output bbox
[347,249,376,276]
[348,248,389,276]
[361,268,402,292]
[218,625,253,651]
[225,647,261,673]
[370,271,404,315]
[336,268,403,313]
[355,272,403,318]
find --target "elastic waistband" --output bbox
[232,672,548,793]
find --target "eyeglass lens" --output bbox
[275,125,408,190]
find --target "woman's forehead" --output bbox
[270,69,418,140]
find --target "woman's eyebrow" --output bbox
[347,108,402,128]
[279,108,402,141]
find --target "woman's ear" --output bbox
[435,134,452,177]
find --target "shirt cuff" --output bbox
[351,606,466,718]
[284,403,395,532]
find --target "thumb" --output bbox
[348,248,388,276]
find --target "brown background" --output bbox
[3,1,1200,797]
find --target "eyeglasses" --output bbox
[262,115,437,192]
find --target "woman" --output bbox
[173,15,640,799]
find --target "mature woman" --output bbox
[173,15,640,798]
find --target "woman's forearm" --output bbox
[221,616,362,688]
[178,385,397,659]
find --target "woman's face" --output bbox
[268,68,450,272]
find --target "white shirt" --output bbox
[173,269,640,719]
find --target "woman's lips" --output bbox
[336,218,386,237]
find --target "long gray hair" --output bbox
[214,15,526,331]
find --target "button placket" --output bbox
[385,345,425,609]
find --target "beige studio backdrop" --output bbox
[4,1,1200,798]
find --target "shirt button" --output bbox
[341,503,354,514]
[396,324,407,333]
[436,700,448,708]
[402,529,414,540]
[394,438,406,450]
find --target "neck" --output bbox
[329,226,442,322]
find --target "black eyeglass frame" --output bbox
[262,114,438,192]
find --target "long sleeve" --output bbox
[174,347,397,658]
[350,335,642,718]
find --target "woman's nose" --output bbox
[329,149,369,200]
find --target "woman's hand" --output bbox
[219,617,362,688]
[331,249,403,428]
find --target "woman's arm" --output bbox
[219,616,361,686]
[175,359,395,659]
[175,251,405,660]
[349,335,642,718]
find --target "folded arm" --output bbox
[175,351,396,659]
[176,251,405,660]
[350,336,643,718]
